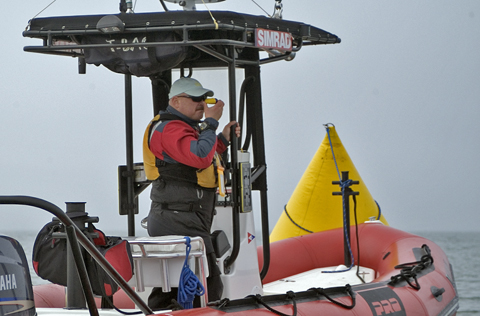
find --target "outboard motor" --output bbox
[0,236,35,316]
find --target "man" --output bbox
[143,77,240,309]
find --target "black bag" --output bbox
[32,221,133,297]
[32,221,68,286]
[85,233,134,297]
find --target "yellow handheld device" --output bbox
[215,154,225,197]
[206,98,218,104]
[217,164,225,197]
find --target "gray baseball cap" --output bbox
[168,77,214,99]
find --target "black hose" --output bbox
[352,196,365,283]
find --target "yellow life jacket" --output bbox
[143,114,162,181]
[142,114,223,190]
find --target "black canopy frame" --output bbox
[23,9,340,280]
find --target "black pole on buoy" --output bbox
[333,171,359,267]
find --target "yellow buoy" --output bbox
[270,125,388,242]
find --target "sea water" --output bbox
[2,229,479,314]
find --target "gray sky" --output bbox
[1,0,479,235]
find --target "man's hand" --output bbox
[222,121,241,142]
[204,99,224,121]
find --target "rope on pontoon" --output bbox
[211,285,356,312]
[248,291,298,316]
[389,244,434,290]
[308,284,356,309]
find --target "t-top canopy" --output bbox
[24,10,340,76]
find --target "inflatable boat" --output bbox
[0,127,459,316]
[27,221,458,316]
[0,1,458,315]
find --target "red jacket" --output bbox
[149,106,228,169]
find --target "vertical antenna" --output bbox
[126,0,134,13]
[272,0,283,19]
[119,0,127,13]
[120,0,134,13]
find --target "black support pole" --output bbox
[151,71,171,115]
[125,74,135,236]
[332,171,359,267]
[224,46,240,271]
[65,225,97,311]
[244,59,270,280]
[65,203,87,309]
[119,0,127,13]
[342,172,352,266]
